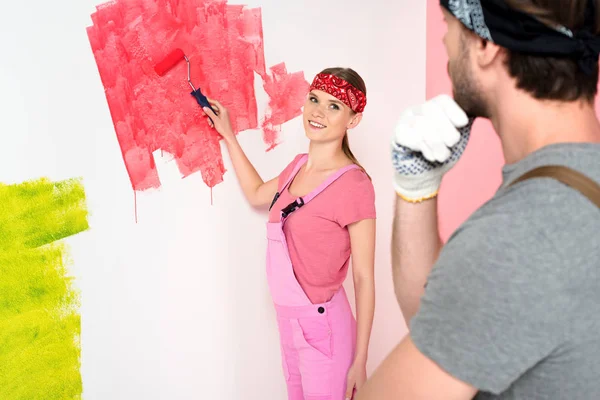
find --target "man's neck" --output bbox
[490,92,600,165]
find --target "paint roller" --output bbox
[153,48,216,122]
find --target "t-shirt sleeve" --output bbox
[410,213,566,395]
[334,169,376,227]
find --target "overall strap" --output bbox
[281,163,361,218]
[509,165,600,209]
[303,164,360,203]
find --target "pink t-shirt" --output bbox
[268,154,376,304]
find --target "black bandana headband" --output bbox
[440,0,600,75]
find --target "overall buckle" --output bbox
[281,197,304,218]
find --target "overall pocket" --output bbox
[295,315,333,359]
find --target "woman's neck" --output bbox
[306,140,350,171]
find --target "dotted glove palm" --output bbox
[391,94,474,202]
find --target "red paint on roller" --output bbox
[154,49,186,76]
[87,0,309,192]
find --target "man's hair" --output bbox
[503,0,600,102]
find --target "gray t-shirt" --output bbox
[411,143,600,399]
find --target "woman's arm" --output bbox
[203,99,278,207]
[346,218,376,397]
[222,135,279,207]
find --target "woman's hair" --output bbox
[318,67,370,179]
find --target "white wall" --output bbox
[0,1,426,398]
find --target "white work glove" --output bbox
[391,94,473,202]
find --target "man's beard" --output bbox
[448,50,489,119]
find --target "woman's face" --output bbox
[302,89,361,143]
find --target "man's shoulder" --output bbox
[462,143,600,240]
[497,142,600,210]
[452,175,597,256]
[441,145,600,284]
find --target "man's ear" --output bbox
[475,37,502,69]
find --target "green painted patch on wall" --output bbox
[0,177,89,399]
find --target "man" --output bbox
[355,0,600,399]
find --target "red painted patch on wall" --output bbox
[87,0,308,191]
[261,63,310,151]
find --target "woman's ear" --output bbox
[347,113,363,130]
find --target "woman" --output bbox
[203,67,376,400]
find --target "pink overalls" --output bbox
[266,155,358,400]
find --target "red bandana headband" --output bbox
[309,73,367,113]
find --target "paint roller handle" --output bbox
[191,89,217,122]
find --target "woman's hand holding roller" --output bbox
[202,98,236,143]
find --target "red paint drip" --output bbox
[87,0,309,193]
[134,190,138,224]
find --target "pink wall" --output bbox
[427,1,600,241]
[426,0,506,242]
